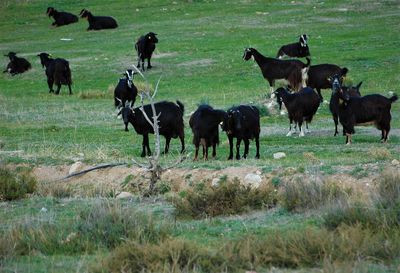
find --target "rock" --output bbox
[40,207,48,212]
[392,159,399,166]
[243,173,262,188]
[211,178,220,187]
[116,192,133,199]
[256,170,262,175]
[273,152,286,159]
[69,161,83,175]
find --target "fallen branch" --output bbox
[56,162,128,181]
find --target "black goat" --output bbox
[114,69,138,128]
[189,105,227,161]
[223,105,260,160]
[46,7,78,27]
[37,53,72,95]
[329,81,362,136]
[330,74,398,144]
[135,32,158,71]
[276,34,310,59]
[79,9,118,30]
[3,52,31,75]
[275,87,320,137]
[307,64,348,101]
[243,48,310,92]
[120,101,185,157]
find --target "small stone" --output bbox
[244,173,262,188]
[211,178,220,187]
[116,192,133,199]
[40,207,48,212]
[256,170,261,175]
[69,161,83,175]
[391,159,399,166]
[273,152,286,159]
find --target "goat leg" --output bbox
[243,139,249,159]
[235,138,242,160]
[227,135,234,160]
[255,136,260,159]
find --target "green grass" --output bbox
[1,0,399,272]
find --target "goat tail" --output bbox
[65,62,72,84]
[389,94,398,103]
[176,100,185,114]
[288,69,302,92]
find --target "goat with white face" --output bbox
[276,34,310,59]
[114,69,138,124]
[330,74,398,144]
[243,47,310,93]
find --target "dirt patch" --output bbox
[153,52,178,59]
[178,59,214,67]
[29,162,390,198]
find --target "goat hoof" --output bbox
[228,156,233,160]
[255,155,260,159]
[124,128,129,132]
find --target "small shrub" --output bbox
[155,180,171,194]
[376,168,400,208]
[367,147,391,160]
[170,179,277,219]
[0,166,37,201]
[36,182,73,198]
[279,177,350,212]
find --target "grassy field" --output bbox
[0,0,399,272]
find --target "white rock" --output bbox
[243,173,262,188]
[40,207,48,212]
[211,178,220,187]
[116,192,134,199]
[256,170,262,175]
[273,152,286,159]
[69,161,83,175]
[392,159,399,166]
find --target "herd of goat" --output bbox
[2,7,398,160]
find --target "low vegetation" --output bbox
[0,166,36,201]
[170,178,277,219]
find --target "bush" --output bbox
[323,169,400,230]
[279,177,351,212]
[170,179,277,219]
[3,200,170,256]
[96,224,400,273]
[0,166,37,201]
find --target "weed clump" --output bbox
[323,168,400,230]
[0,166,36,201]
[279,177,351,212]
[170,178,277,219]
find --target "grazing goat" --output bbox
[114,69,138,128]
[46,7,78,27]
[120,101,185,157]
[243,48,310,93]
[3,52,31,75]
[135,32,158,71]
[307,64,348,101]
[329,81,362,136]
[37,53,72,95]
[330,74,398,144]
[189,105,227,161]
[276,34,310,59]
[223,105,260,160]
[79,9,118,30]
[274,87,320,137]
